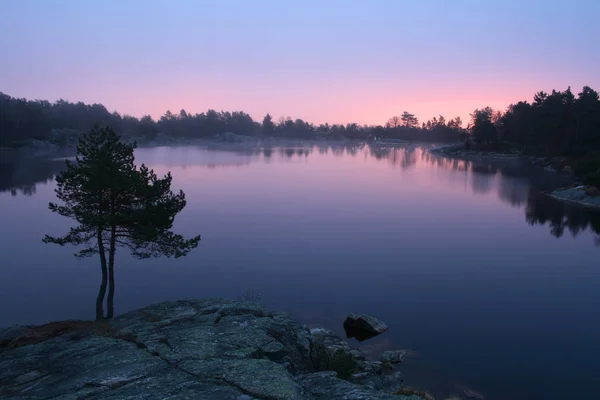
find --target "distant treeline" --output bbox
[1,86,599,162]
[0,92,466,146]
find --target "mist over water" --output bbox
[1,143,599,400]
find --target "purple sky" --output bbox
[1,0,599,126]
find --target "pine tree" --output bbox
[44,125,200,320]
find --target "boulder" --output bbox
[343,313,388,341]
[381,350,409,364]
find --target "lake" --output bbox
[1,143,599,400]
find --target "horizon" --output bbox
[1,0,599,126]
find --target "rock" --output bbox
[381,350,409,364]
[584,186,599,196]
[297,371,419,400]
[381,361,394,375]
[396,387,436,400]
[361,360,383,374]
[0,299,429,400]
[310,328,352,353]
[221,359,310,399]
[549,186,600,208]
[563,165,573,173]
[461,386,486,399]
[343,313,388,341]
[0,325,28,347]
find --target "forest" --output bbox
[0,93,465,147]
[1,86,599,184]
[0,92,466,145]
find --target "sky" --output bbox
[1,0,599,126]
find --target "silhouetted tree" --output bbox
[2,85,599,158]
[387,116,401,129]
[262,113,275,136]
[471,107,499,145]
[401,111,419,128]
[43,126,201,320]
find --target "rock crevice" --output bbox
[0,298,424,400]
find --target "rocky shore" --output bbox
[429,143,521,161]
[430,143,600,210]
[0,299,427,400]
[546,185,600,209]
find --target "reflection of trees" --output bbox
[0,158,65,196]
[367,145,418,169]
[317,146,329,155]
[203,161,253,169]
[421,151,470,172]
[294,149,311,157]
[525,190,600,241]
[330,146,345,157]
[421,152,600,244]
[470,164,498,194]
[277,147,312,159]
[497,176,529,207]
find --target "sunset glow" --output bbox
[1,0,598,126]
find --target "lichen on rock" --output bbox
[0,298,425,399]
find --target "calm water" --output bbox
[1,143,599,400]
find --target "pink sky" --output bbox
[1,0,598,127]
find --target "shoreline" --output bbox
[543,185,600,209]
[0,298,434,400]
[430,143,600,211]
[7,137,599,211]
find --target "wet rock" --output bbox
[297,371,419,400]
[343,313,388,341]
[0,325,28,348]
[361,360,383,374]
[310,328,352,353]
[0,299,426,399]
[548,186,600,208]
[221,359,310,399]
[396,387,436,400]
[584,186,599,196]
[461,385,486,399]
[381,350,409,364]
[351,369,404,393]
[381,361,394,375]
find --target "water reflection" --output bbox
[0,157,65,196]
[419,149,600,243]
[368,145,417,169]
[2,144,599,244]
[526,191,600,241]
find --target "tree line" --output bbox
[469,86,600,185]
[0,91,467,146]
[1,86,599,168]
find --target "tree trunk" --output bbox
[575,118,580,149]
[96,230,108,320]
[106,225,117,319]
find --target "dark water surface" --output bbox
[1,143,599,400]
